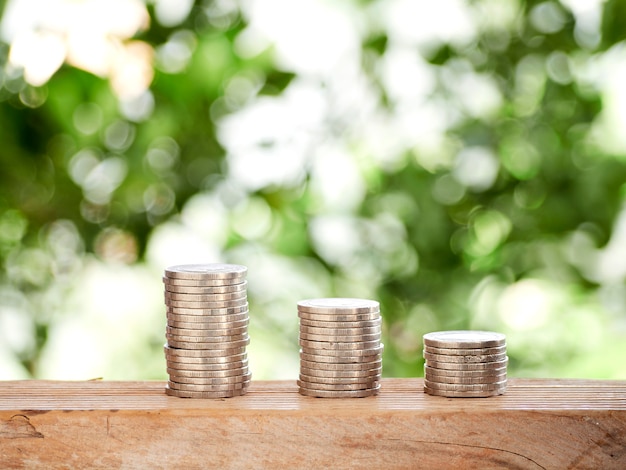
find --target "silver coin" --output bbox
[424,380,506,393]
[425,372,507,385]
[167,380,250,392]
[299,332,380,343]
[166,333,249,343]
[166,305,248,316]
[165,353,247,365]
[167,380,251,392]
[423,385,505,398]
[166,337,250,350]
[166,318,250,330]
[298,385,380,398]
[297,298,379,314]
[300,344,384,357]
[300,359,382,371]
[163,277,245,287]
[165,334,250,349]
[424,379,508,391]
[167,367,250,379]
[167,358,248,371]
[163,276,246,286]
[167,318,249,329]
[299,373,381,385]
[166,312,248,324]
[169,377,250,392]
[164,282,247,294]
[166,298,248,309]
[163,275,246,287]
[168,375,251,386]
[298,311,381,322]
[423,352,508,364]
[300,366,382,379]
[167,363,248,373]
[299,325,381,336]
[166,325,249,337]
[165,362,249,377]
[165,385,248,398]
[299,339,380,350]
[297,379,379,391]
[299,318,382,329]
[423,345,506,356]
[300,362,382,375]
[424,365,507,377]
[300,350,383,364]
[423,331,506,349]
[164,344,246,357]
[165,291,248,302]
[164,264,247,280]
[166,311,249,322]
[298,374,380,390]
[167,366,250,385]
[167,371,250,383]
[425,357,508,371]
[166,325,248,337]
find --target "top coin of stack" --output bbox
[163,263,251,399]
[298,298,383,398]
[422,330,507,398]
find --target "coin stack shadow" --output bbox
[163,263,251,398]
[297,298,383,398]
[423,330,507,398]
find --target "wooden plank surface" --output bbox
[1,378,625,469]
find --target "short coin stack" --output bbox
[423,330,507,398]
[298,298,383,398]
[163,263,251,398]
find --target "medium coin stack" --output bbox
[423,330,507,398]
[298,298,383,398]
[163,263,251,398]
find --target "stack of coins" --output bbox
[297,298,383,398]
[423,330,507,398]
[163,263,251,398]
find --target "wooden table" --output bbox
[1,378,625,469]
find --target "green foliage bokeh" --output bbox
[1,0,625,380]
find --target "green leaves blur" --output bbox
[1,0,626,380]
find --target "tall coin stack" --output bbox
[298,298,383,398]
[423,330,507,398]
[163,263,251,398]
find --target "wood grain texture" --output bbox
[1,378,625,469]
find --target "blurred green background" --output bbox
[1,0,625,381]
